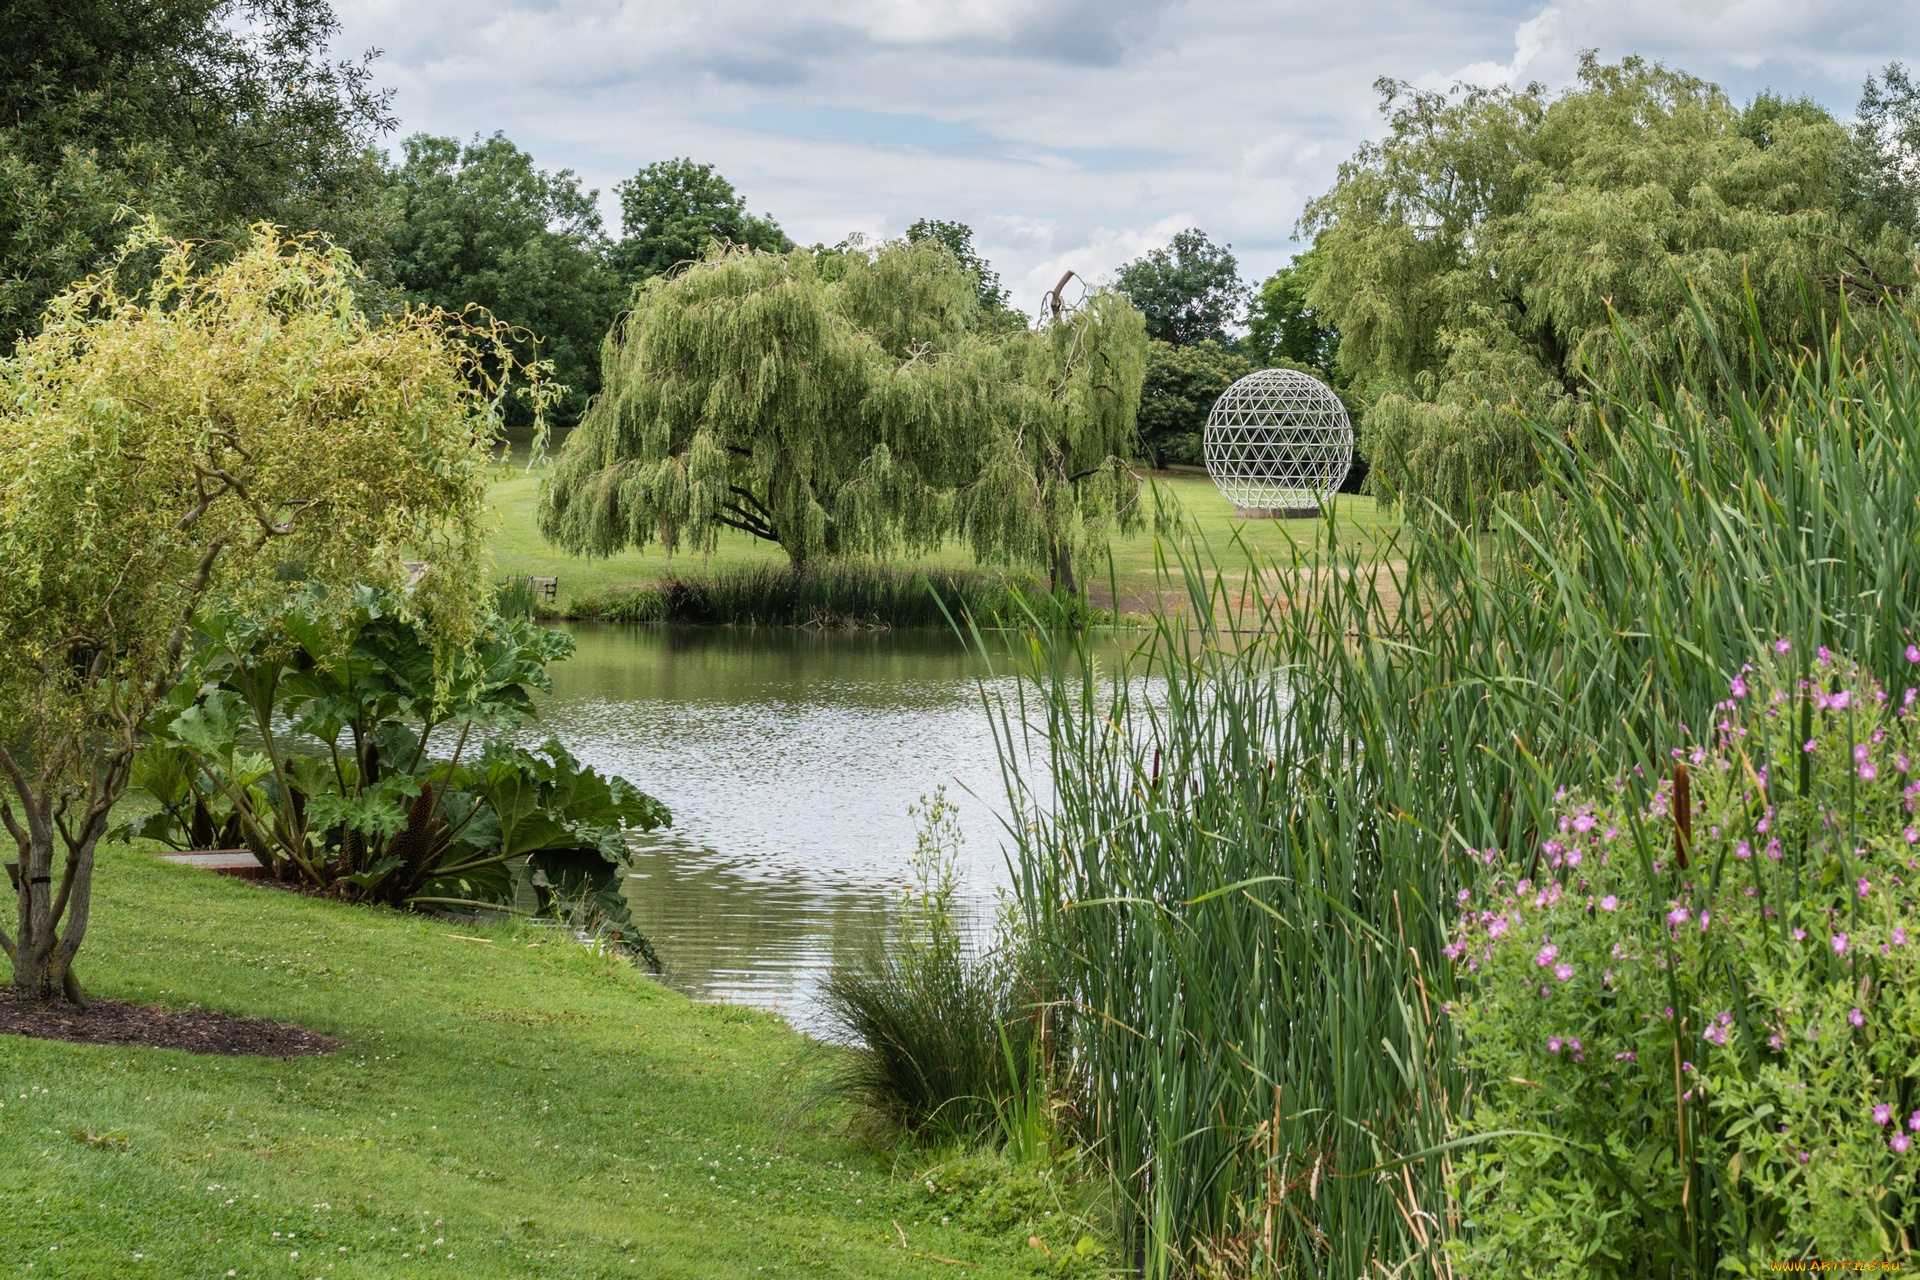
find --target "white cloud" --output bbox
[332,0,1920,315]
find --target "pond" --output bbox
[529,623,1136,1035]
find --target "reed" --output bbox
[987,293,1920,1275]
[570,563,1039,628]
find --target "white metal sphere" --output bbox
[1203,368,1353,514]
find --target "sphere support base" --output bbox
[1235,505,1321,520]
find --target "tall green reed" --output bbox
[986,292,1920,1276]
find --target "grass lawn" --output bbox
[485,463,1398,616]
[0,846,1086,1277]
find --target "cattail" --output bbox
[1674,761,1691,870]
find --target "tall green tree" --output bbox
[385,133,623,428]
[1112,228,1248,346]
[612,158,789,284]
[540,241,989,571]
[0,228,507,1003]
[539,244,1148,594]
[1302,54,1915,517]
[1242,249,1339,374]
[0,0,393,349]
[958,289,1151,595]
[906,218,1011,313]
[1852,62,1920,239]
[1135,340,1253,467]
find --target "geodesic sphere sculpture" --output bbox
[1203,368,1353,516]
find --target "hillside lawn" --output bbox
[0,846,1081,1277]
[485,465,1397,616]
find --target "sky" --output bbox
[332,0,1920,316]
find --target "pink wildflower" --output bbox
[1853,1009,1868,1029]
[1600,895,1618,911]
[1895,1134,1913,1154]
[1554,962,1574,982]
[1833,933,1850,955]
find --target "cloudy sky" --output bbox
[333,0,1919,314]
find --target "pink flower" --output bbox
[1766,839,1783,860]
[1735,841,1752,859]
[1600,895,1618,911]
[1908,644,1920,663]
[1856,743,1872,764]
[1805,739,1819,753]
[1775,638,1792,654]
[1667,906,1690,926]
[1615,1050,1636,1061]
[1895,1134,1913,1154]
[1907,829,1919,845]
[1910,1111,1920,1132]
[1535,944,1559,968]
[1878,1104,1896,1124]
[1833,690,1853,710]
[1573,813,1596,833]
[1862,762,1878,780]
[1792,927,1808,941]
[1833,933,1850,955]
[1895,927,1910,947]
[1554,962,1574,982]
[1859,877,1873,898]
[1731,675,1748,698]
[1547,1036,1562,1053]
[1853,1009,1868,1029]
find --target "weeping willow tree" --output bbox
[538,242,1150,591]
[959,286,1149,596]
[540,240,986,569]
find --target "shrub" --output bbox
[1447,648,1920,1272]
[120,587,670,959]
[823,790,1051,1143]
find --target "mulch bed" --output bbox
[0,987,340,1057]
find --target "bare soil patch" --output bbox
[0,987,339,1057]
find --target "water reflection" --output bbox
[528,624,1132,1034]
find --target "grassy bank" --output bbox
[0,846,1080,1277]
[485,465,1396,620]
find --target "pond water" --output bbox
[528,624,1135,1035]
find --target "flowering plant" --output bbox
[1446,645,1920,1274]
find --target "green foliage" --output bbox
[0,0,393,349]
[1112,227,1248,346]
[612,157,789,283]
[1853,63,1920,239]
[987,290,1920,1273]
[384,133,623,428]
[956,289,1154,595]
[906,218,1012,314]
[123,589,668,955]
[539,241,1150,594]
[825,791,1050,1143]
[1134,339,1254,466]
[1241,249,1338,374]
[1449,652,1920,1272]
[1303,54,1916,518]
[0,227,503,1000]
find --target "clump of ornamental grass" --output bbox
[1447,644,1920,1273]
[824,789,1051,1144]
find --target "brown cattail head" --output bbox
[1673,761,1691,870]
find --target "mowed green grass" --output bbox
[485,463,1398,614]
[0,847,1055,1278]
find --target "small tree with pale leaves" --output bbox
[0,226,517,1004]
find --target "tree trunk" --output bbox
[5,810,99,1006]
[1049,539,1078,598]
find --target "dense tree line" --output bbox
[11,4,1919,517]
[1302,55,1920,516]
